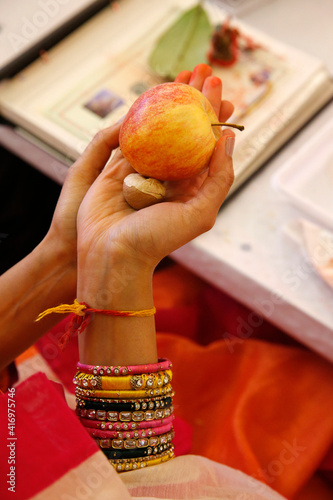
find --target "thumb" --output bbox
[64,122,122,191]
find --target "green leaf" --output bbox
[149,4,212,80]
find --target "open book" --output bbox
[0,0,332,193]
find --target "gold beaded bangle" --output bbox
[95,429,174,450]
[101,440,174,460]
[79,405,173,424]
[75,383,173,400]
[109,446,175,472]
[76,394,173,412]
[74,370,172,391]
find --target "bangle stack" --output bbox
[74,359,175,472]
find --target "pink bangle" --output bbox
[92,429,174,451]
[85,422,173,440]
[79,414,174,431]
[76,358,172,376]
[77,406,172,423]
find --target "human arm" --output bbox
[0,124,121,371]
[77,64,235,367]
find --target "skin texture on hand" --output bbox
[47,122,122,267]
[77,65,235,276]
[77,64,236,366]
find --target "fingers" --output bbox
[174,70,192,84]
[219,100,235,122]
[202,75,222,119]
[175,64,234,123]
[208,131,235,182]
[98,148,134,183]
[185,133,235,233]
[67,123,122,187]
[76,148,132,217]
[188,63,212,90]
[199,74,234,123]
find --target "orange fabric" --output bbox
[16,345,38,364]
[153,264,302,348]
[153,263,333,499]
[23,262,333,499]
[156,333,333,499]
[154,263,205,307]
[153,263,205,341]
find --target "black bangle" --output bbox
[101,442,172,460]
[76,396,172,412]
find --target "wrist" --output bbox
[37,232,77,295]
[40,230,76,269]
[77,252,157,366]
[77,249,155,310]
[77,265,157,366]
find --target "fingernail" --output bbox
[225,137,235,157]
[209,76,222,88]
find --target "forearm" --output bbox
[77,254,158,367]
[0,234,76,371]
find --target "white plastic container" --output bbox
[272,116,333,231]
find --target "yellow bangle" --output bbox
[75,383,173,400]
[74,370,172,391]
[110,447,175,472]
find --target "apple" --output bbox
[119,82,222,181]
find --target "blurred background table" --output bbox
[173,0,333,361]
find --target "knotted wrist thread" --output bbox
[35,299,156,350]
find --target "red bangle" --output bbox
[79,414,174,431]
[93,429,174,451]
[85,422,173,440]
[76,359,172,376]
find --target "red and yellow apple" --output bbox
[119,82,222,181]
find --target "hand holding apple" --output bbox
[77,63,236,299]
[119,81,243,209]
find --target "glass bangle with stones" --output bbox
[86,421,173,440]
[77,405,173,422]
[76,359,172,376]
[101,440,174,460]
[73,370,172,390]
[109,447,174,472]
[79,414,174,431]
[76,395,173,412]
[95,429,174,450]
[75,383,173,399]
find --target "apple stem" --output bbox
[211,122,245,131]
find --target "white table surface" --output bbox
[172,0,333,361]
